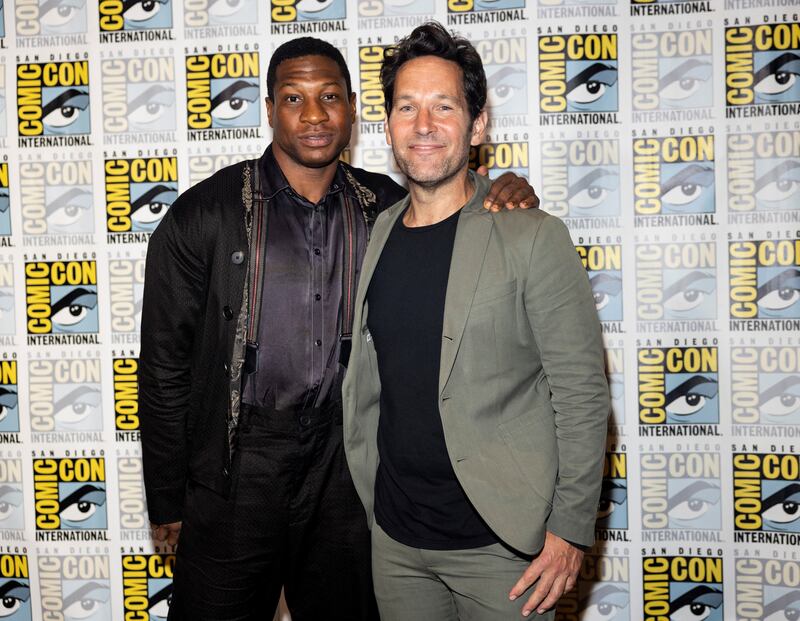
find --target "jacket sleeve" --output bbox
[138,195,207,524]
[524,215,609,547]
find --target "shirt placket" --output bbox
[310,201,326,406]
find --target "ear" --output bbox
[470,109,488,147]
[384,116,392,146]
[349,92,357,123]
[266,97,274,128]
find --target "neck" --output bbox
[271,145,338,204]
[404,169,474,227]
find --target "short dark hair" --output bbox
[380,22,486,122]
[267,38,352,100]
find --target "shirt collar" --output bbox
[258,144,347,206]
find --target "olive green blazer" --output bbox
[342,173,609,554]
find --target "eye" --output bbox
[672,603,713,621]
[760,378,800,418]
[660,59,712,102]
[597,481,626,519]
[757,269,800,312]
[0,390,18,423]
[755,70,797,95]
[754,52,800,96]
[671,587,723,621]
[660,164,714,207]
[62,583,110,620]
[486,67,525,109]
[123,0,166,23]
[589,273,622,311]
[583,585,629,621]
[211,80,259,121]
[59,484,106,523]
[568,81,607,104]
[128,85,174,126]
[665,376,718,417]
[755,161,800,205]
[663,271,715,313]
[46,188,92,229]
[569,168,619,210]
[566,63,618,105]
[296,0,334,12]
[764,606,800,621]
[40,0,85,27]
[0,486,23,522]
[584,601,623,621]
[208,0,243,17]
[51,288,97,328]
[54,386,101,425]
[668,481,720,521]
[0,581,29,618]
[761,484,800,525]
[42,89,89,129]
[130,185,177,227]
[148,584,172,619]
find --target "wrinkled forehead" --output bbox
[274,55,348,90]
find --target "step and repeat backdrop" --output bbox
[0,0,799,618]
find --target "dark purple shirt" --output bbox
[242,147,367,411]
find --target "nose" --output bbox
[413,107,434,135]
[300,98,329,125]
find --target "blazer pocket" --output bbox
[497,412,557,506]
[472,278,516,307]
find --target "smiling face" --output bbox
[267,55,355,173]
[386,55,486,189]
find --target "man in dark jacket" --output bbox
[139,37,536,621]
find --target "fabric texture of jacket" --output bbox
[139,151,405,524]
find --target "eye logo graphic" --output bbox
[122,554,175,620]
[38,554,111,621]
[0,163,9,236]
[556,554,629,621]
[33,458,107,532]
[731,346,800,427]
[28,358,102,433]
[14,0,87,36]
[185,0,256,27]
[271,0,345,22]
[359,45,387,128]
[642,556,723,621]
[638,347,719,426]
[729,239,800,321]
[725,23,800,117]
[105,158,177,234]
[733,453,800,539]
[0,457,24,530]
[631,29,713,115]
[98,0,173,31]
[185,53,260,131]
[469,142,528,178]
[101,57,176,136]
[0,360,18,433]
[19,159,94,236]
[727,129,800,216]
[735,558,800,621]
[24,261,99,336]
[0,555,30,621]
[576,245,622,322]
[539,34,618,116]
[474,37,527,118]
[357,0,433,18]
[16,61,90,137]
[633,135,715,219]
[636,242,717,322]
[598,452,627,530]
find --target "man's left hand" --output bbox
[509,531,583,617]
[477,167,540,212]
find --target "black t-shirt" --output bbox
[366,207,496,550]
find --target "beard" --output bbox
[391,126,474,189]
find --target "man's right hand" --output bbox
[151,521,182,546]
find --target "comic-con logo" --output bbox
[0,554,30,620]
[636,241,717,324]
[733,452,800,541]
[0,360,18,433]
[14,0,87,37]
[24,261,98,336]
[541,137,620,223]
[37,554,110,619]
[557,553,629,621]
[101,57,176,138]
[447,0,526,26]
[16,61,90,136]
[0,456,24,529]
[270,0,345,25]
[727,128,800,218]
[98,0,172,31]
[28,357,102,434]
[469,140,528,178]
[642,556,723,621]
[640,451,721,534]
[633,134,716,223]
[735,558,800,621]
[105,157,177,235]
[358,0,432,18]
[0,264,13,336]
[33,457,107,533]
[118,453,147,530]
[638,346,719,428]
[598,451,627,531]
[113,357,139,436]
[607,348,624,425]
[725,22,800,117]
[577,244,622,323]
[122,554,175,620]
[359,44,387,131]
[187,150,258,187]
[731,345,800,428]
[475,36,527,123]
[19,158,93,236]
[109,259,144,340]
[185,52,260,132]
[728,238,800,323]
[631,27,713,119]
[0,163,9,237]
[538,32,618,123]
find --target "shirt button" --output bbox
[223,305,234,320]
[299,415,311,427]
[223,362,229,375]
[315,339,322,347]
[314,248,321,255]
[315,294,321,301]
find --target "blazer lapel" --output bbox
[439,209,493,395]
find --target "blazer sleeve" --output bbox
[524,215,609,547]
[138,195,207,524]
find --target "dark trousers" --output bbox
[169,403,378,621]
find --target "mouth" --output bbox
[408,143,444,153]
[298,133,334,147]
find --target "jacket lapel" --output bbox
[439,209,493,396]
